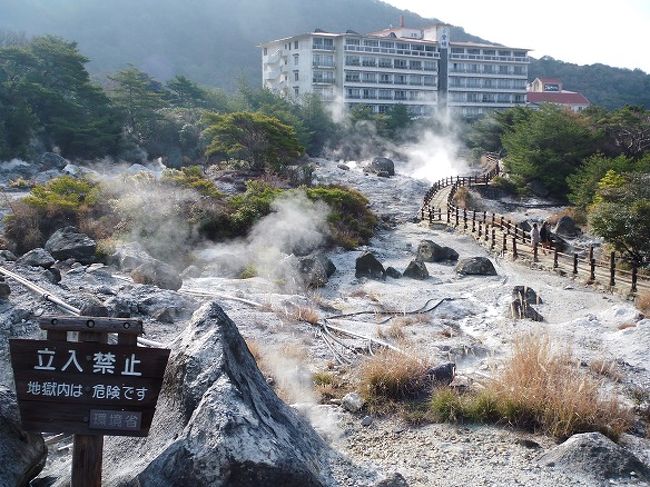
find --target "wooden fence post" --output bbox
[438,208,442,221]
[455,207,459,227]
[512,237,518,259]
[609,252,616,287]
[632,263,638,293]
[590,259,596,282]
[472,211,476,233]
[463,209,468,230]
[553,247,559,268]
[506,220,511,235]
[533,243,538,262]
[491,228,496,249]
[502,234,507,253]
[492,213,496,226]
[573,253,578,276]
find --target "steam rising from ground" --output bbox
[323,102,470,184]
[197,191,330,286]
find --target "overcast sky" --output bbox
[383,0,650,74]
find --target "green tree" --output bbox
[595,106,650,158]
[165,75,210,109]
[108,66,167,146]
[0,36,121,159]
[589,171,650,262]
[568,153,650,208]
[203,111,304,173]
[502,105,600,197]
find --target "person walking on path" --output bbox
[539,222,551,254]
[531,223,541,253]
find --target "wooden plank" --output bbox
[39,316,143,335]
[72,434,103,487]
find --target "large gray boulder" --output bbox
[16,248,55,269]
[355,252,385,280]
[553,216,581,238]
[402,259,429,280]
[0,277,9,299]
[45,226,96,264]
[0,386,47,487]
[96,302,380,486]
[110,242,157,272]
[455,257,497,276]
[39,152,68,170]
[368,157,395,176]
[416,240,459,263]
[131,259,183,291]
[538,432,650,484]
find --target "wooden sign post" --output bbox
[9,316,170,487]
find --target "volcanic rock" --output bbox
[538,432,650,483]
[297,256,329,288]
[511,286,542,305]
[98,301,378,486]
[455,257,497,276]
[16,248,55,269]
[109,241,157,272]
[426,362,456,386]
[0,278,10,299]
[0,386,47,486]
[39,152,68,170]
[45,227,96,264]
[0,250,17,261]
[131,260,182,291]
[553,216,581,238]
[416,240,459,263]
[355,252,385,280]
[403,259,429,280]
[342,392,365,413]
[385,267,402,279]
[368,157,395,176]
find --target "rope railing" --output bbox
[420,156,648,296]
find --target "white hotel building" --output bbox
[260,23,529,118]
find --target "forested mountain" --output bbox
[0,0,485,90]
[1,0,649,108]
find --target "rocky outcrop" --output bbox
[39,152,68,171]
[403,260,429,280]
[98,302,380,486]
[426,363,456,386]
[16,248,55,269]
[355,252,385,280]
[510,286,544,321]
[416,240,459,263]
[553,216,581,238]
[455,257,497,276]
[538,432,650,484]
[0,387,47,487]
[44,227,96,264]
[0,250,17,261]
[131,260,183,291]
[0,277,10,300]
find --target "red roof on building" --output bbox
[527,91,590,105]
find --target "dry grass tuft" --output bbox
[636,291,650,316]
[285,306,320,325]
[430,334,632,440]
[589,357,623,382]
[357,349,432,403]
[545,207,587,227]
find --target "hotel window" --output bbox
[362,57,376,67]
[513,66,524,75]
[410,60,422,70]
[396,42,409,50]
[394,59,407,69]
[423,60,436,71]
[394,74,407,84]
[345,71,360,82]
[345,56,360,66]
[483,64,495,74]
[294,41,299,49]
[483,50,495,56]
[294,54,299,65]
[380,41,394,49]
[364,39,379,47]
[346,38,360,46]
[378,57,392,68]
[498,50,512,57]
[394,90,406,100]
[294,87,299,96]
[294,71,299,81]
[379,73,391,83]
[499,65,509,74]
[263,48,268,55]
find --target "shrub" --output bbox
[160,165,222,199]
[306,185,377,249]
[430,334,632,440]
[357,349,431,403]
[4,176,109,254]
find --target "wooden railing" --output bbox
[420,155,649,296]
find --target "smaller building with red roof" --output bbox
[527,78,590,112]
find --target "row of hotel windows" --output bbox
[450,47,527,58]
[449,77,527,90]
[344,38,436,52]
[449,92,525,103]
[346,88,435,102]
[345,56,436,70]
[344,71,436,86]
[450,63,527,75]
[347,103,435,116]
